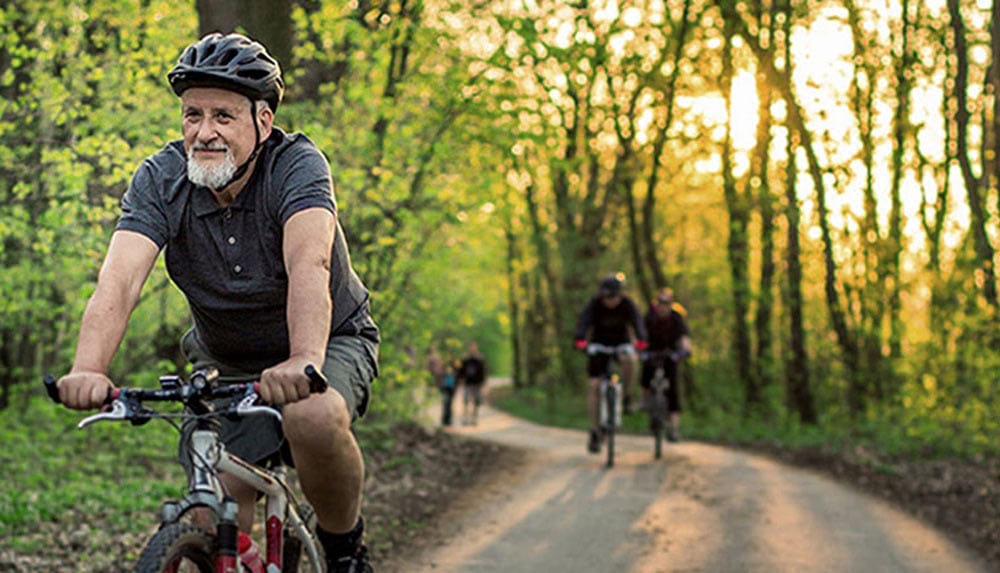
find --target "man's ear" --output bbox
[259,105,274,139]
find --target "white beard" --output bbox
[187,146,237,190]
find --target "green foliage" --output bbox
[0,394,184,538]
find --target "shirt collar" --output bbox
[190,174,258,218]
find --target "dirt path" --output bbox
[389,402,990,573]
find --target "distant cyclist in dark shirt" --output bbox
[459,341,487,425]
[641,288,692,442]
[574,274,647,453]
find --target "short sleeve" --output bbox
[274,143,336,226]
[116,161,170,248]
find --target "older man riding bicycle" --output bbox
[54,32,378,572]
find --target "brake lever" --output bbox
[78,400,129,429]
[233,392,283,423]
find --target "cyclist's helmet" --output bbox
[168,33,284,111]
[599,273,625,297]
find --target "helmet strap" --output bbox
[217,98,262,191]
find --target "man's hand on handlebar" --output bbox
[57,371,115,410]
[260,355,327,405]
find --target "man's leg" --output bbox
[587,377,603,453]
[283,390,363,533]
[618,351,638,413]
[472,385,482,423]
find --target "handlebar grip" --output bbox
[304,365,328,394]
[43,375,61,404]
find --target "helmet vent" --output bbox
[241,69,268,80]
[218,48,238,65]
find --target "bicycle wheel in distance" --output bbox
[134,522,214,573]
[651,392,665,460]
[605,382,616,468]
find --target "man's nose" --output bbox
[196,119,219,144]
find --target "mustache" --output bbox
[191,143,229,152]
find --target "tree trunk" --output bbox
[721,14,757,412]
[640,0,692,291]
[753,31,776,396]
[197,0,240,36]
[947,0,999,308]
[504,224,524,388]
[523,177,573,386]
[240,0,294,71]
[784,133,816,424]
[625,173,653,303]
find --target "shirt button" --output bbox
[233,265,242,274]
[228,236,237,245]
[224,209,233,221]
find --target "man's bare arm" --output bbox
[60,231,160,408]
[258,208,334,405]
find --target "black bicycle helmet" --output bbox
[599,273,625,296]
[168,33,284,111]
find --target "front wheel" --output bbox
[605,383,617,468]
[134,522,215,573]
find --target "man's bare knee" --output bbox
[283,391,351,446]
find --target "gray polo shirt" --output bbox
[117,128,374,371]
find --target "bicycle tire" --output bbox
[652,413,663,460]
[652,385,666,460]
[133,522,215,573]
[606,382,616,468]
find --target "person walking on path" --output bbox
[427,347,455,426]
[459,341,487,425]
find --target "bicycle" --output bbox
[43,366,328,573]
[641,349,687,460]
[585,343,634,468]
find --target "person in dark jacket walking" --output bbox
[458,341,487,425]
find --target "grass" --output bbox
[0,393,187,538]
[491,383,998,460]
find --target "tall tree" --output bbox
[720,7,757,410]
[947,0,998,308]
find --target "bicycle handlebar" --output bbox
[43,365,328,428]
[585,343,636,356]
[640,348,691,362]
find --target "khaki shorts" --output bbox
[178,321,379,472]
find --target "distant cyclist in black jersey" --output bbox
[574,273,648,453]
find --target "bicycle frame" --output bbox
[44,368,328,573]
[173,429,323,573]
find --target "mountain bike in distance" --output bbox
[44,366,328,572]
[586,343,633,468]
[642,348,689,459]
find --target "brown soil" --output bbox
[362,421,525,566]
[717,440,1000,571]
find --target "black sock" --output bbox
[317,516,365,559]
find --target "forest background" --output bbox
[0,0,997,564]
